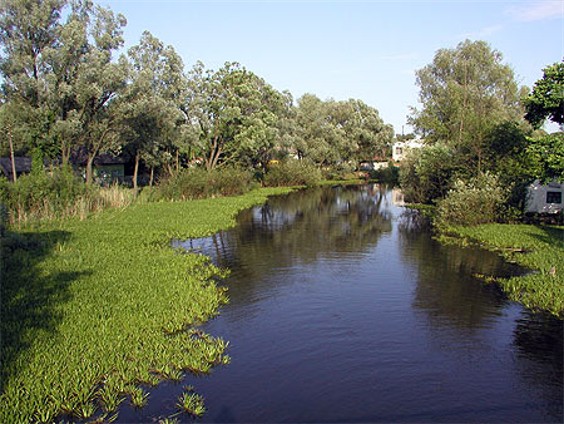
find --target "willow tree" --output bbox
[0,0,65,162]
[0,0,128,181]
[409,40,524,174]
[186,61,288,171]
[122,31,188,188]
[295,95,393,169]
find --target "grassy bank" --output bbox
[0,187,292,423]
[448,224,564,317]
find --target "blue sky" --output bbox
[101,0,563,134]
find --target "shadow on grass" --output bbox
[0,230,90,392]
[534,226,564,248]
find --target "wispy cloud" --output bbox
[461,24,503,40]
[375,53,419,61]
[508,0,562,22]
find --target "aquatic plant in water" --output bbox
[0,187,293,422]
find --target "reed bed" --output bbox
[0,187,292,422]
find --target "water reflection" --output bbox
[122,184,562,423]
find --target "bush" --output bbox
[263,159,322,187]
[399,144,460,204]
[0,167,101,225]
[435,172,508,228]
[158,166,255,200]
[370,162,399,183]
[0,167,137,226]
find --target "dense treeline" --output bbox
[1,1,562,228]
[0,0,393,191]
[402,40,563,226]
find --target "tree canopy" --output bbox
[525,61,564,129]
[409,39,524,173]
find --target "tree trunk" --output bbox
[133,152,140,191]
[7,124,17,182]
[175,150,180,174]
[61,143,70,167]
[149,166,154,187]
[86,155,95,184]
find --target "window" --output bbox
[546,191,562,204]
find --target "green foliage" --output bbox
[0,167,137,226]
[525,61,564,129]
[158,166,255,200]
[435,172,507,228]
[410,40,524,174]
[263,159,322,187]
[0,166,95,224]
[186,61,290,171]
[295,94,393,170]
[449,224,564,317]
[399,144,460,204]
[370,163,399,183]
[526,132,564,183]
[0,187,291,422]
[177,389,206,417]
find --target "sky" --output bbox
[100,0,563,134]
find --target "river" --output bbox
[119,184,563,423]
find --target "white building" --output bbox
[526,180,564,214]
[392,140,424,162]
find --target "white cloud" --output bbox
[509,0,562,22]
[461,24,503,40]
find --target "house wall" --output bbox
[526,181,564,214]
[392,140,423,162]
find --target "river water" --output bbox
[120,184,563,423]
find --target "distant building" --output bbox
[526,180,563,214]
[392,140,424,162]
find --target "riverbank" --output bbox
[0,187,292,423]
[446,224,564,318]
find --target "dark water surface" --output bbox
[120,185,563,423]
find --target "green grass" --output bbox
[448,223,564,317]
[0,187,292,423]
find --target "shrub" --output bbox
[399,144,460,204]
[263,159,322,187]
[0,167,102,225]
[435,172,508,228]
[0,167,137,226]
[158,166,255,200]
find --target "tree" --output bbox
[295,94,343,167]
[122,31,188,189]
[68,3,128,184]
[0,0,128,182]
[295,95,392,170]
[0,0,66,161]
[186,61,287,171]
[526,132,564,182]
[525,62,564,129]
[409,40,524,174]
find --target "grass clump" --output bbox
[0,187,292,422]
[449,223,564,317]
[177,387,206,417]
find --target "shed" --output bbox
[526,180,564,214]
